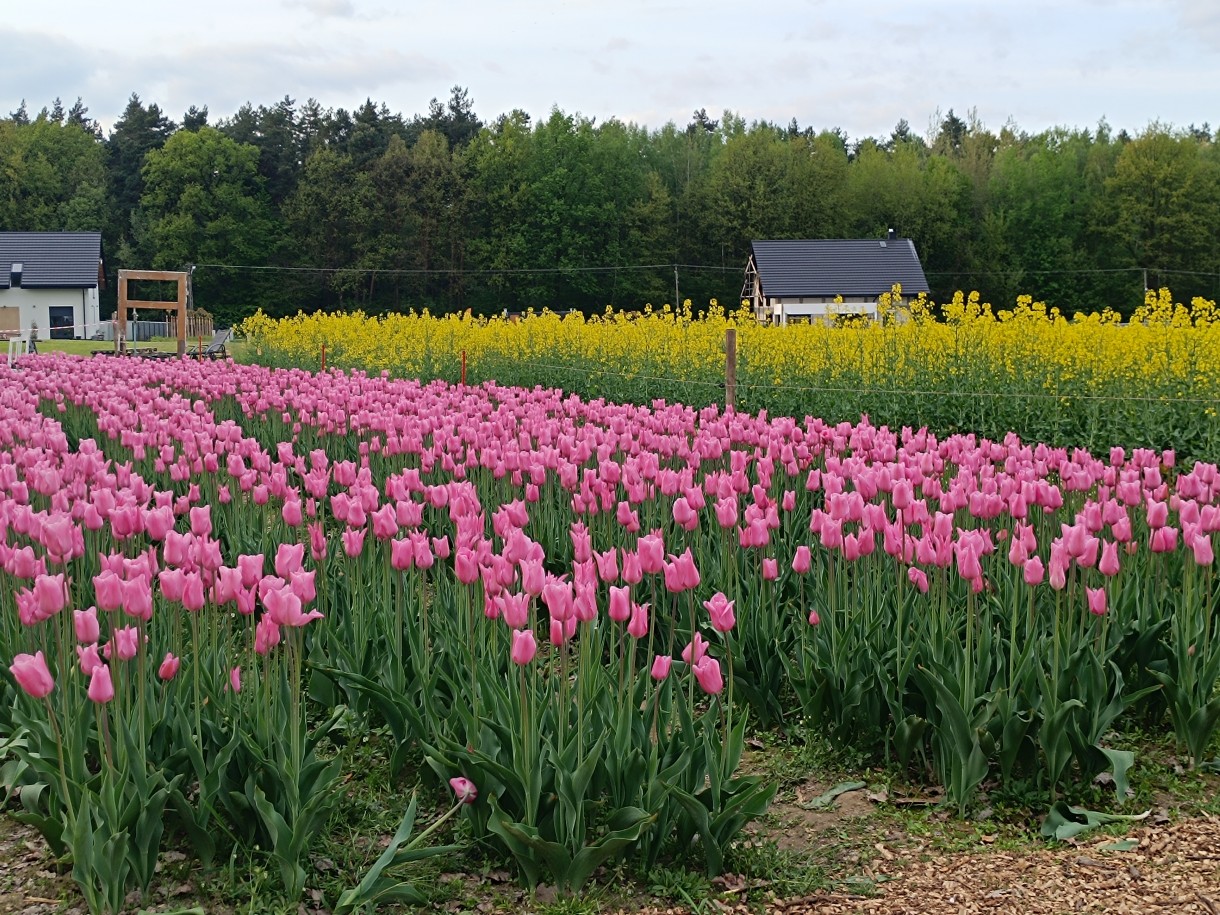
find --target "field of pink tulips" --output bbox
[2,352,1219,912]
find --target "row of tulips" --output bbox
[2,351,1219,910]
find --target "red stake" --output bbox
[461,350,467,386]
[198,335,203,363]
[321,343,327,372]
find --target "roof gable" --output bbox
[0,232,103,290]
[750,238,930,297]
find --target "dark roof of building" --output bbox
[0,232,103,289]
[750,238,930,297]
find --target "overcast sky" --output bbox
[3,0,1217,140]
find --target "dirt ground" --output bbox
[2,782,1218,914]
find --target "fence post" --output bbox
[461,350,467,386]
[725,328,736,412]
[197,335,203,363]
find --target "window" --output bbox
[10,263,22,287]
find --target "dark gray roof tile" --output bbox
[751,238,930,297]
[0,232,102,289]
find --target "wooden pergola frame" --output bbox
[117,269,188,355]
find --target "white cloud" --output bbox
[283,0,356,16]
[2,0,1217,140]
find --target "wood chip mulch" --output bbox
[619,814,1220,915]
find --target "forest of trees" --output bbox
[2,91,1219,325]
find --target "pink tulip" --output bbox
[371,503,398,540]
[449,776,478,804]
[502,592,529,629]
[1191,532,1215,566]
[511,628,538,665]
[308,523,328,560]
[761,558,779,580]
[808,608,821,625]
[1150,526,1178,553]
[144,505,175,541]
[74,607,100,643]
[412,534,435,570]
[673,548,700,590]
[907,567,929,593]
[290,569,317,604]
[32,573,67,620]
[569,522,592,562]
[662,558,685,593]
[10,651,54,698]
[87,663,114,704]
[121,577,154,620]
[638,532,664,574]
[693,655,724,695]
[255,613,282,654]
[714,497,739,529]
[77,643,103,676]
[681,632,708,665]
[189,505,212,538]
[1086,587,1107,616]
[672,497,698,531]
[621,550,643,584]
[454,547,480,584]
[181,572,206,612]
[1048,558,1067,590]
[282,498,303,527]
[229,666,242,693]
[520,559,545,596]
[594,548,619,583]
[1099,541,1121,576]
[342,528,366,557]
[215,566,243,605]
[616,501,640,532]
[703,592,736,632]
[390,538,414,571]
[275,543,305,579]
[112,625,140,661]
[627,601,649,639]
[608,585,631,622]
[158,652,181,681]
[1023,556,1045,586]
[158,567,186,603]
[237,553,265,589]
[651,654,673,680]
[791,545,812,574]
[431,536,451,560]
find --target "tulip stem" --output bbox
[409,798,465,850]
[43,700,75,820]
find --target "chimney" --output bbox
[10,262,22,287]
[887,228,896,241]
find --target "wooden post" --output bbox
[321,343,326,372]
[198,336,203,362]
[461,350,467,386]
[725,328,736,412]
[176,274,187,356]
[116,269,189,355]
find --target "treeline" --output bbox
[2,91,1219,325]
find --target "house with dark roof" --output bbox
[743,233,930,325]
[0,232,105,341]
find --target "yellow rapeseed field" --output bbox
[239,288,1220,460]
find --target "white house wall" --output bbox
[769,297,879,325]
[0,287,90,339]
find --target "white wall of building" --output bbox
[768,297,879,325]
[0,287,100,339]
